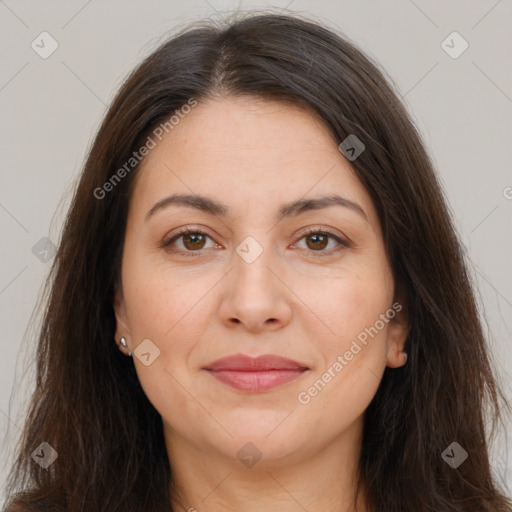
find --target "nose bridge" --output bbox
[235,234,267,266]
[231,233,277,295]
[219,232,292,330]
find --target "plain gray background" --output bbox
[1,0,511,500]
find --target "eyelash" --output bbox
[160,226,349,258]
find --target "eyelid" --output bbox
[290,226,349,255]
[160,224,349,256]
[295,225,348,244]
[161,225,216,249]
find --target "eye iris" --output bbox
[176,232,333,252]
[183,233,206,250]
[306,233,328,250]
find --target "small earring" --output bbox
[403,352,408,363]
[119,337,132,357]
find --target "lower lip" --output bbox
[205,369,308,392]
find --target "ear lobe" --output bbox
[385,301,411,369]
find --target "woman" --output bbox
[4,11,511,512]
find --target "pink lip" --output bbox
[203,354,309,392]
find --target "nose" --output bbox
[217,240,293,333]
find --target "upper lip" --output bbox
[203,354,309,371]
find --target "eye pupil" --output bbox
[165,229,343,256]
[306,233,328,250]
[183,233,206,250]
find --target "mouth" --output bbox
[203,353,310,393]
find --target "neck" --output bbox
[165,416,369,512]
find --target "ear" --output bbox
[385,299,410,369]
[113,282,131,354]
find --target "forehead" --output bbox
[129,96,378,230]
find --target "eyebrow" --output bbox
[145,193,369,224]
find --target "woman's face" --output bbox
[114,95,409,467]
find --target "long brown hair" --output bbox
[3,11,511,512]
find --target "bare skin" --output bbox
[114,95,409,512]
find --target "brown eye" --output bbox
[182,232,207,250]
[293,229,348,256]
[305,233,329,251]
[161,228,217,255]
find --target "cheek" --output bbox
[121,249,224,387]
[302,267,392,349]
[121,256,211,418]
[295,269,392,416]
[122,248,205,338]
